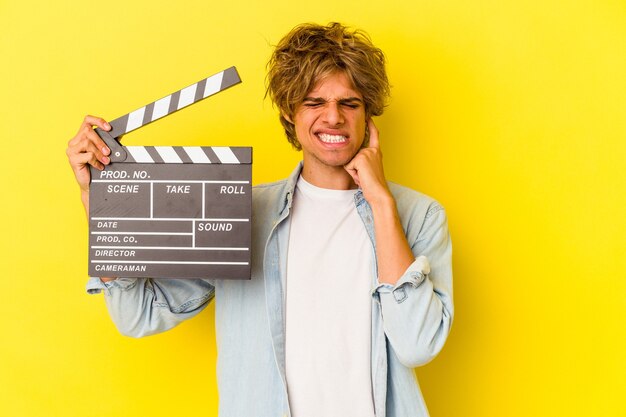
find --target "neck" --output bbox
[300,162,357,190]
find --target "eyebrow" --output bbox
[302,96,364,105]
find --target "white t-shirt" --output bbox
[285,176,376,417]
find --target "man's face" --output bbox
[291,71,367,174]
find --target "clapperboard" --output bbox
[88,66,252,280]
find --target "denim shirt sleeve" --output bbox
[86,277,215,337]
[372,204,454,368]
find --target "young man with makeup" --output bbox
[67,22,453,417]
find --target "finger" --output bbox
[367,118,380,149]
[70,124,111,158]
[70,151,105,171]
[83,126,111,156]
[83,115,111,131]
[79,115,111,155]
[344,166,360,187]
[67,135,110,166]
[344,154,363,187]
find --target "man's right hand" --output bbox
[66,115,112,193]
[67,116,118,282]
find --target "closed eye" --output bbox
[338,98,363,109]
[301,97,363,109]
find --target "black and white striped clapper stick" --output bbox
[96,66,243,162]
[88,66,253,280]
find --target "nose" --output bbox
[322,102,344,126]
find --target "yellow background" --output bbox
[1,0,624,416]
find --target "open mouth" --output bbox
[317,133,347,144]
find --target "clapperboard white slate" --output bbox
[88,67,252,279]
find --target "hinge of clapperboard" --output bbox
[94,66,241,162]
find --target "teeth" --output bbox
[318,133,346,143]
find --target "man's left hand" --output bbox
[344,119,393,206]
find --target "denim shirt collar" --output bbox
[279,161,370,212]
[278,162,301,217]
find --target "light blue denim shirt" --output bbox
[87,163,454,417]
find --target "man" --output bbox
[67,22,453,417]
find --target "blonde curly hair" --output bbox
[266,22,390,150]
